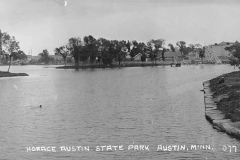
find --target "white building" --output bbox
[164,51,182,62]
[27,55,41,61]
[49,55,63,61]
[205,42,233,63]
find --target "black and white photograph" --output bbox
[1,0,240,159]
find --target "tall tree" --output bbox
[137,42,146,54]
[225,41,240,65]
[39,49,51,64]
[188,44,195,51]
[116,40,128,66]
[168,43,175,52]
[151,39,165,50]
[162,48,166,61]
[83,35,98,66]
[126,40,131,53]
[18,50,27,60]
[11,50,27,61]
[130,47,138,61]
[199,47,205,62]
[68,37,83,69]
[184,47,193,57]
[147,39,165,63]
[55,45,69,68]
[1,32,20,72]
[97,38,112,66]
[176,41,186,57]
[146,41,153,52]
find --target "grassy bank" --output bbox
[209,71,240,122]
[0,71,29,78]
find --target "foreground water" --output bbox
[0,65,240,160]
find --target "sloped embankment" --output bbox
[204,71,240,139]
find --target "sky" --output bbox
[0,0,240,55]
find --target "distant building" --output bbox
[164,51,182,62]
[205,42,233,63]
[27,55,41,61]
[49,55,63,62]
[134,53,141,61]
[155,49,163,58]
[125,53,142,61]
[125,53,132,61]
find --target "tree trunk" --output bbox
[63,57,66,69]
[76,60,79,69]
[75,61,78,69]
[7,56,12,72]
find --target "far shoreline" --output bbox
[56,62,183,69]
[55,61,227,69]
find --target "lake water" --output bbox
[0,64,240,160]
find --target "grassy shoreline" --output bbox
[0,71,29,78]
[56,61,179,69]
[209,71,240,122]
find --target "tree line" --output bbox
[4,30,236,71]
[0,30,207,71]
[52,36,166,68]
[52,35,207,69]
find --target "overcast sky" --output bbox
[0,0,240,55]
